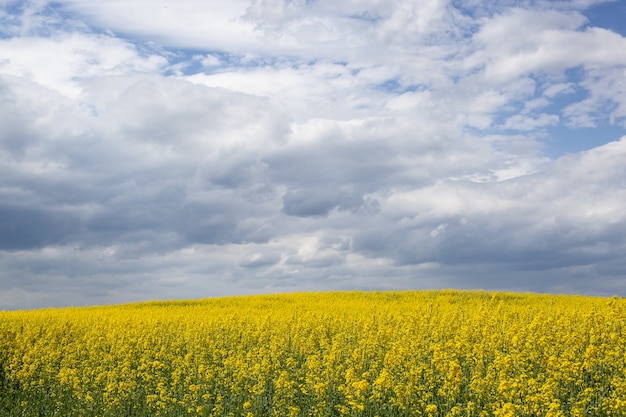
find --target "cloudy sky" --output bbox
[1,0,626,309]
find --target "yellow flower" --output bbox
[1,290,625,417]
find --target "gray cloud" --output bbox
[282,187,364,217]
[0,205,79,250]
[239,251,282,268]
[354,139,626,275]
[1,1,625,309]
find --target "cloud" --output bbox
[354,137,626,272]
[563,66,626,128]
[503,113,560,131]
[0,33,166,98]
[1,0,626,309]
[239,250,282,268]
[51,0,258,51]
[0,205,79,249]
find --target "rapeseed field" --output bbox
[1,290,625,416]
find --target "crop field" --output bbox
[1,290,625,416]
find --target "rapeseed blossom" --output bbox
[0,290,625,416]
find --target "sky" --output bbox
[1,0,626,309]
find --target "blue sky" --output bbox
[1,0,626,309]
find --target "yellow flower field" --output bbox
[1,290,625,416]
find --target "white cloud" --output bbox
[353,137,626,275]
[563,66,626,128]
[54,0,258,50]
[503,113,559,131]
[465,9,626,83]
[0,33,166,97]
[543,82,576,98]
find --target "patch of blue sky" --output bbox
[508,68,626,158]
[347,12,383,25]
[545,89,624,155]
[0,0,26,21]
[0,2,100,38]
[487,111,625,160]
[164,49,304,77]
[374,78,429,95]
[543,124,625,157]
[0,20,15,38]
[541,72,594,109]
[491,112,624,160]
[584,1,626,36]
[163,49,229,76]
[449,0,515,22]
[466,71,624,159]
[479,116,624,161]
[449,0,485,19]
[0,2,35,38]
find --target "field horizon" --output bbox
[3,288,617,313]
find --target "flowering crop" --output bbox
[1,290,625,416]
